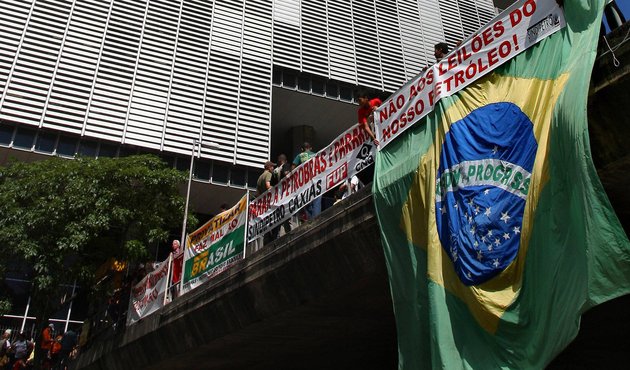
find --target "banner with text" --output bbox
[127,257,170,325]
[182,194,248,294]
[375,0,566,149]
[248,125,376,242]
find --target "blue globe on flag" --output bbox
[435,102,538,286]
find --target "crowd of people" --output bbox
[0,324,77,370]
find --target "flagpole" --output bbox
[164,253,173,305]
[243,191,250,259]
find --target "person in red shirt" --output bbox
[40,324,55,370]
[170,239,184,299]
[357,94,381,146]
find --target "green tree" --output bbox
[0,155,195,338]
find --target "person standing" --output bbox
[170,239,183,299]
[40,324,54,370]
[0,329,11,369]
[292,143,321,221]
[10,332,33,370]
[58,328,77,370]
[357,94,381,146]
[257,161,276,244]
[434,42,449,62]
[256,161,275,197]
[271,154,292,238]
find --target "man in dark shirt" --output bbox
[434,42,449,62]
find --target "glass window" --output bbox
[78,141,98,157]
[283,69,297,89]
[13,126,36,149]
[57,136,78,157]
[0,124,14,145]
[118,146,136,157]
[176,157,190,172]
[194,160,211,180]
[98,143,118,158]
[326,81,338,98]
[298,75,310,92]
[35,131,56,153]
[339,85,354,102]
[272,66,282,86]
[231,167,246,186]
[212,163,229,184]
[247,168,260,189]
[162,155,175,168]
[311,78,325,95]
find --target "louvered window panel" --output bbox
[326,1,356,85]
[163,0,212,156]
[272,0,300,70]
[85,0,146,142]
[438,0,465,49]
[301,1,328,76]
[124,0,180,150]
[236,0,272,167]
[44,0,110,135]
[0,1,32,103]
[1,0,73,126]
[476,1,498,25]
[457,0,482,38]
[416,0,446,65]
[397,1,428,78]
[352,0,383,90]
[374,1,406,91]
[203,1,243,163]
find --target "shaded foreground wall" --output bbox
[75,187,397,370]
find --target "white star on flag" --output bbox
[503,233,510,240]
[488,244,493,251]
[454,202,459,210]
[477,250,483,261]
[483,189,490,195]
[513,226,521,235]
[474,205,480,215]
[485,207,492,217]
[492,145,498,155]
[481,235,487,243]
[486,230,493,237]
[500,212,511,223]
[494,238,501,246]
[493,258,500,268]
[440,206,446,215]
[470,226,476,235]
[468,198,474,207]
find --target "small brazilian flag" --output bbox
[373,1,630,369]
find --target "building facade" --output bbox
[0,0,496,173]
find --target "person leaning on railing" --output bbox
[357,92,381,146]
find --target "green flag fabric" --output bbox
[373,0,630,369]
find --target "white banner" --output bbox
[127,257,170,325]
[181,194,248,294]
[375,0,565,149]
[248,124,376,242]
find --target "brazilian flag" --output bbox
[373,0,630,368]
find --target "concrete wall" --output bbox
[75,188,396,370]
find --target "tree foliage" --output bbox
[0,155,194,317]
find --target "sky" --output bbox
[603,1,629,33]
[616,1,630,20]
